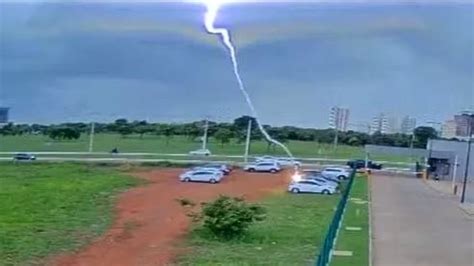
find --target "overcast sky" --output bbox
[0,1,473,127]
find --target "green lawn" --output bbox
[1,134,365,158]
[331,175,369,266]
[178,192,339,266]
[0,163,138,265]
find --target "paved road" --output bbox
[371,175,474,266]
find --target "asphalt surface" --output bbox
[371,175,474,266]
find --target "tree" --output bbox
[413,126,437,148]
[214,128,232,147]
[117,125,133,138]
[48,127,81,141]
[158,124,175,145]
[233,116,257,132]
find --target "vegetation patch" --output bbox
[178,193,339,265]
[0,163,138,265]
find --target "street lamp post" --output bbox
[460,114,473,204]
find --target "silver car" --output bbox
[179,169,223,184]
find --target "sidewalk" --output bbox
[424,180,474,216]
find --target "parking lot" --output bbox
[52,168,291,266]
[371,175,474,266]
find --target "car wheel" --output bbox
[322,189,331,195]
[248,168,255,172]
[337,175,346,180]
[291,188,300,194]
[270,169,277,173]
[183,177,191,182]
[209,178,217,184]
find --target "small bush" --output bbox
[201,195,266,239]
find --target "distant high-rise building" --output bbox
[0,107,9,124]
[387,116,401,134]
[329,107,350,132]
[370,113,389,134]
[454,113,473,137]
[400,116,417,135]
[441,120,457,139]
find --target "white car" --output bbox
[288,180,336,194]
[188,148,211,156]
[244,161,281,173]
[193,163,231,175]
[321,167,350,180]
[256,156,301,167]
[179,169,223,184]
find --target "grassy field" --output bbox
[0,163,138,265]
[178,192,339,265]
[331,175,369,266]
[0,134,414,163]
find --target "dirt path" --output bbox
[52,168,289,266]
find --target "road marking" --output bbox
[333,250,353,256]
[345,226,362,231]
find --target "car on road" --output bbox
[13,153,36,161]
[188,148,211,156]
[321,167,351,180]
[194,163,232,175]
[347,159,382,170]
[244,161,281,173]
[179,169,223,184]
[288,180,336,194]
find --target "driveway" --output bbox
[371,175,474,266]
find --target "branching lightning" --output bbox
[203,1,294,158]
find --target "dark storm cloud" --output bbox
[0,2,472,126]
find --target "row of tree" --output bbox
[0,116,440,148]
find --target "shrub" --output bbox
[201,195,266,239]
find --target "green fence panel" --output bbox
[316,170,356,266]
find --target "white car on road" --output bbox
[244,161,281,173]
[179,169,223,184]
[321,167,351,180]
[188,148,211,156]
[288,180,336,194]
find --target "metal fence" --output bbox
[315,169,356,266]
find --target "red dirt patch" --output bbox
[52,168,290,266]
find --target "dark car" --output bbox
[347,159,382,170]
[13,153,36,161]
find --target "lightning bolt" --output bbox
[204,3,294,158]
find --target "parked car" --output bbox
[347,159,382,170]
[179,169,223,184]
[256,156,301,167]
[321,167,351,180]
[288,180,336,194]
[194,163,232,175]
[303,170,341,184]
[188,148,211,156]
[244,161,281,173]
[304,175,339,188]
[13,153,36,161]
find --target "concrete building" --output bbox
[0,107,9,124]
[427,139,473,182]
[441,120,457,139]
[370,113,389,134]
[329,106,349,132]
[387,116,401,134]
[400,116,416,135]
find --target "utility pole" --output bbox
[88,122,95,153]
[244,119,252,163]
[452,155,458,194]
[460,114,473,203]
[202,119,209,150]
